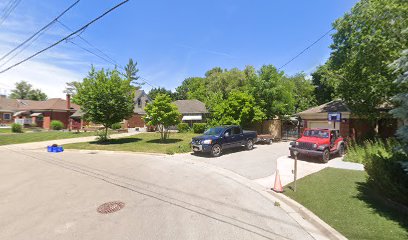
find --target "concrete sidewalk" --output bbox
[254,156,364,189]
[0,132,141,151]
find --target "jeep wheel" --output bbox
[290,150,295,158]
[211,144,222,157]
[322,149,330,163]
[338,144,345,157]
[246,139,254,150]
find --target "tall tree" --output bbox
[210,91,265,127]
[250,65,295,118]
[75,67,135,141]
[287,73,316,112]
[148,87,175,100]
[328,0,408,117]
[124,58,140,83]
[311,64,336,105]
[144,94,181,140]
[390,48,408,154]
[9,80,47,100]
[63,81,82,104]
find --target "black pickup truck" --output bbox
[191,125,257,157]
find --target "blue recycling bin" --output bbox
[47,146,64,153]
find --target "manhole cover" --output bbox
[97,201,125,214]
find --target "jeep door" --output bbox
[330,130,338,151]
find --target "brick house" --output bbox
[125,90,152,128]
[0,94,79,129]
[298,100,399,140]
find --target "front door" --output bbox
[222,128,233,149]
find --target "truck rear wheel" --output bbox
[246,139,254,150]
[211,144,222,157]
[322,149,330,163]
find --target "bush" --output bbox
[30,123,37,128]
[110,122,122,130]
[193,123,206,134]
[177,123,190,133]
[344,138,398,164]
[50,120,64,130]
[365,152,408,206]
[11,123,23,133]
[346,138,408,205]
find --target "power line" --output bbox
[0,0,80,63]
[0,0,129,74]
[278,28,334,70]
[57,19,120,67]
[0,0,21,26]
[56,21,159,89]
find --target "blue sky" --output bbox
[0,0,358,98]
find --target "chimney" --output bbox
[66,94,71,110]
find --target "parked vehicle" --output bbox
[191,125,257,157]
[289,128,345,163]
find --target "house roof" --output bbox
[0,96,19,112]
[173,100,208,114]
[0,96,79,112]
[16,98,80,111]
[298,100,351,115]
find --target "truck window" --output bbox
[232,127,241,135]
[224,129,232,137]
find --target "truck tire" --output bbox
[290,150,295,158]
[211,144,222,157]
[322,149,330,163]
[246,139,254,150]
[338,144,345,157]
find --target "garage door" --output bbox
[309,121,339,130]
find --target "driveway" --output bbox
[0,148,313,240]
[179,142,291,180]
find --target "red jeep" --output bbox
[289,128,345,163]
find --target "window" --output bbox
[232,127,241,135]
[3,113,11,120]
[224,129,232,137]
[137,98,141,107]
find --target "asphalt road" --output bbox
[0,147,312,240]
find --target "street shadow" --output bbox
[354,181,408,232]
[146,139,183,144]
[89,138,142,145]
[190,146,258,158]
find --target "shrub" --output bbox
[365,152,408,206]
[11,123,23,133]
[50,120,64,130]
[177,123,190,133]
[30,123,37,128]
[193,123,206,134]
[344,138,398,164]
[110,122,122,130]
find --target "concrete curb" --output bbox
[62,148,168,156]
[175,157,347,240]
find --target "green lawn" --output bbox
[0,128,12,134]
[64,132,198,154]
[0,131,100,145]
[284,168,408,240]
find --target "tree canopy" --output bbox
[144,93,181,140]
[75,67,135,141]
[9,80,47,101]
[324,0,408,117]
[148,87,175,100]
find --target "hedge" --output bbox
[50,120,64,130]
[11,123,23,133]
[193,123,206,134]
[177,123,190,133]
